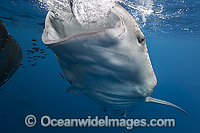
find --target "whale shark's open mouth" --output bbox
[42,4,122,44]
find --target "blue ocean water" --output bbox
[0,0,200,132]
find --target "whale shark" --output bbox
[42,3,186,115]
[0,19,22,87]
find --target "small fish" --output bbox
[103,106,107,112]
[31,63,37,66]
[46,47,50,49]
[114,109,120,115]
[18,14,34,19]
[41,56,45,59]
[69,80,72,85]
[32,39,37,41]
[59,72,65,80]
[27,50,31,55]
[32,43,38,46]
[121,110,127,117]
[32,47,39,52]
[40,52,44,54]
[27,50,34,54]
[27,60,32,62]
[40,49,45,51]
[37,22,45,27]
[0,16,16,21]
[28,57,33,59]
[22,66,26,68]
[32,47,39,50]
[37,56,41,58]
[0,113,10,118]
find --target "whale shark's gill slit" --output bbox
[146,97,187,115]
[69,0,74,15]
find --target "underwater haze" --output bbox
[0,0,200,132]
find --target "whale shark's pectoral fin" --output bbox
[68,89,81,95]
[66,85,81,95]
[146,97,187,115]
[58,72,80,95]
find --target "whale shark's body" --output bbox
[42,3,186,114]
[0,20,22,87]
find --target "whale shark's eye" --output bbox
[137,36,145,44]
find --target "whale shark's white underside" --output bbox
[42,4,186,115]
